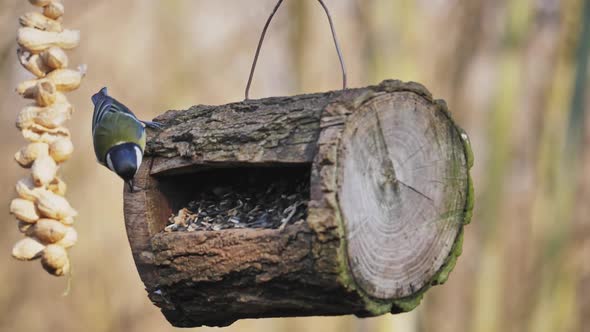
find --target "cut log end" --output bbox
[123,80,473,327]
[339,93,468,299]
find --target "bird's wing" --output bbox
[110,98,140,120]
[92,95,141,134]
[92,87,164,132]
[91,96,112,133]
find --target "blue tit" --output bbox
[91,87,162,191]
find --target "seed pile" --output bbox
[10,0,84,277]
[166,174,309,232]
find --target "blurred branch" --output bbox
[500,1,562,331]
[289,0,308,92]
[352,0,376,83]
[568,1,590,330]
[566,0,590,151]
[0,42,12,83]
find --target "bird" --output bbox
[91,87,162,192]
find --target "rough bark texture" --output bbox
[123,80,473,327]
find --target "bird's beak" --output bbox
[126,180,135,193]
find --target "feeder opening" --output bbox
[155,164,311,233]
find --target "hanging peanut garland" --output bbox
[10,0,84,277]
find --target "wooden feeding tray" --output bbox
[123,80,474,327]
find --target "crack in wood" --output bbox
[373,108,433,202]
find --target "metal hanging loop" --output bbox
[245,0,347,100]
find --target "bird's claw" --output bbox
[127,180,135,193]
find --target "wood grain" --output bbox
[339,92,468,299]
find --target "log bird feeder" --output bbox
[123,80,474,327]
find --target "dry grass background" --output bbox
[0,1,588,332]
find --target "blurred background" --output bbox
[0,0,588,331]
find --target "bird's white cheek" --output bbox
[134,146,143,171]
[106,153,115,172]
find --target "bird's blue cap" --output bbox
[91,87,109,106]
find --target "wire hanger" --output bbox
[245,0,347,100]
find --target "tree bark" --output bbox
[123,80,473,327]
